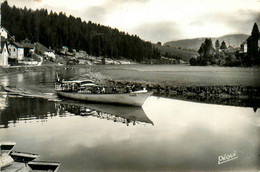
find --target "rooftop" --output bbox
[10,42,23,48]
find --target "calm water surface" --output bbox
[0,67,259,171]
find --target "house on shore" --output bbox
[0,39,9,66]
[22,43,35,57]
[21,39,36,57]
[61,46,69,55]
[240,23,260,56]
[8,42,24,61]
[240,36,260,53]
[240,40,248,53]
[0,27,9,39]
[35,42,56,60]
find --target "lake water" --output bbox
[0,66,259,171]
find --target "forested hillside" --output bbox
[164,34,249,50]
[1,1,160,62]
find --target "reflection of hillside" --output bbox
[0,96,57,128]
[56,101,154,126]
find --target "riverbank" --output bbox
[105,80,260,107]
[90,65,260,107]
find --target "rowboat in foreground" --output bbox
[55,79,152,106]
[0,142,60,172]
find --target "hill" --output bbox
[1,1,160,62]
[164,34,249,51]
[154,44,198,62]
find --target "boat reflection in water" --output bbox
[56,101,154,126]
[0,95,153,128]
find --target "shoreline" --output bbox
[89,65,260,107]
[103,79,260,108]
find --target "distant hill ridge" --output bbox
[164,34,249,51]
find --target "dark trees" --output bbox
[247,23,260,65]
[220,41,227,50]
[1,1,160,62]
[195,38,215,65]
[215,40,220,51]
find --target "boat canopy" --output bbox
[81,83,98,87]
[62,80,94,84]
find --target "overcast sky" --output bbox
[5,0,260,43]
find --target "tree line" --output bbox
[1,1,161,62]
[190,23,260,66]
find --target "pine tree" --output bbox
[248,22,260,65]
[215,40,220,50]
[251,22,260,39]
[220,41,227,50]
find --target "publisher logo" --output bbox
[218,151,238,164]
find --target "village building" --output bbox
[240,23,260,57]
[35,42,56,60]
[240,41,247,53]
[60,46,69,55]
[0,39,9,66]
[240,35,260,55]
[8,42,24,60]
[22,43,35,57]
[21,39,35,57]
[0,27,8,39]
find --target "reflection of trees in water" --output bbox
[163,94,260,109]
[55,103,146,126]
[0,96,57,128]
[0,95,151,128]
[0,94,8,110]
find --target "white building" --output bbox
[0,41,9,66]
[240,41,247,53]
[61,46,68,55]
[0,27,8,39]
[8,42,24,60]
[35,42,56,60]
[44,51,56,60]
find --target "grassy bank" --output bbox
[90,64,260,107]
[92,64,260,86]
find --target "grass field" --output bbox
[154,45,198,62]
[92,64,260,87]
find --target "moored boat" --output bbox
[55,79,152,106]
[0,142,16,168]
[0,142,60,172]
[28,161,60,172]
[10,151,40,163]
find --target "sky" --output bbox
[5,0,260,43]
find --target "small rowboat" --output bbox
[10,151,39,163]
[55,79,152,106]
[28,161,60,172]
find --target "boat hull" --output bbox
[56,91,153,106]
